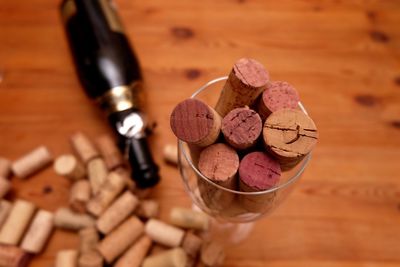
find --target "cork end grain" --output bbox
[262,81,300,113]
[170,99,219,145]
[263,109,318,159]
[233,58,269,89]
[198,143,239,183]
[221,107,262,150]
[239,152,281,191]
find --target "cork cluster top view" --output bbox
[170,58,319,214]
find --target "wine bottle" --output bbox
[60,0,160,188]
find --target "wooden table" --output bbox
[1,0,400,266]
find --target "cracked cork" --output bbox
[263,109,318,170]
[221,107,262,150]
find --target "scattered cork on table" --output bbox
[96,191,139,234]
[70,132,100,164]
[0,199,36,246]
[95,134,125,170]
[54,207,95,231]
[86,158,108,194]
[0,244,31,267]
[0,157,11,178]
[55,249,78,267]
[69,180,91,213]
[145,219,185,248]
[114,235,152,267]
[169,207,210,231]
[54,154,86,181]
[163,144,179,165]
[0,200,12,230]
[0,177,11,199]
[142,247,187,267]
[97,216,144,263]
[20,209,54,254]
[86,171,126,217]
[11,146,53,179]
[182,231,203,258]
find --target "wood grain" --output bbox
[0,0,400,266]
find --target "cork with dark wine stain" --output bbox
[170,99,221,147]
[221,107,262,150]
[239,151,281,212]
[215,58,269,117]
[197,143,239,211]
[258,81,300,120]
[263,109,318,170]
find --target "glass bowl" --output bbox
[177,77,311,224]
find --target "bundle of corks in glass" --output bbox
[0,133,224,267]
[170,58,319,214]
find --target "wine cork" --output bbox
[97,191,139,234]
[145,219,185,247]
[149,244,166,257]
[239,151,281,212]
[0,177,11,199]
[78,228,102,267]
[263,109,318,170]
[0,158,11,178]
[215,58,269,117]
[114,167,136,192]
[78,251,103,267]
[221,107,262,150]
[0,200,36,245]
[55,250,78,267]
[0,200,12,230]
[70,132,99,164]
[142,248,187,267]
[170,99,221,147]
[97,216,144,263]
[54,154,85,180]
[86,171,126,217]
[258,81,300,120]
[11,146,52,179]
[136,199,159,219]
[96,135,125,170]
[182,232,203,258]
[79,227,99,254]
[54,208,94,231]
[87,158,108,194]
[185,256,197,267]
[69,180,91,213]
[163,144,178,165]
[20,210,54,254]
[114,235,152,267]
[0,244,30,267]
[200,241,225,267]
[169,208,209,231]
[198,143,239,211]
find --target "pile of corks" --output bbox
[170,58,319,213]
[0,132,225,267]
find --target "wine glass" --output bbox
[177,77,311,246]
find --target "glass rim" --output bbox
[178,76,311,196]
